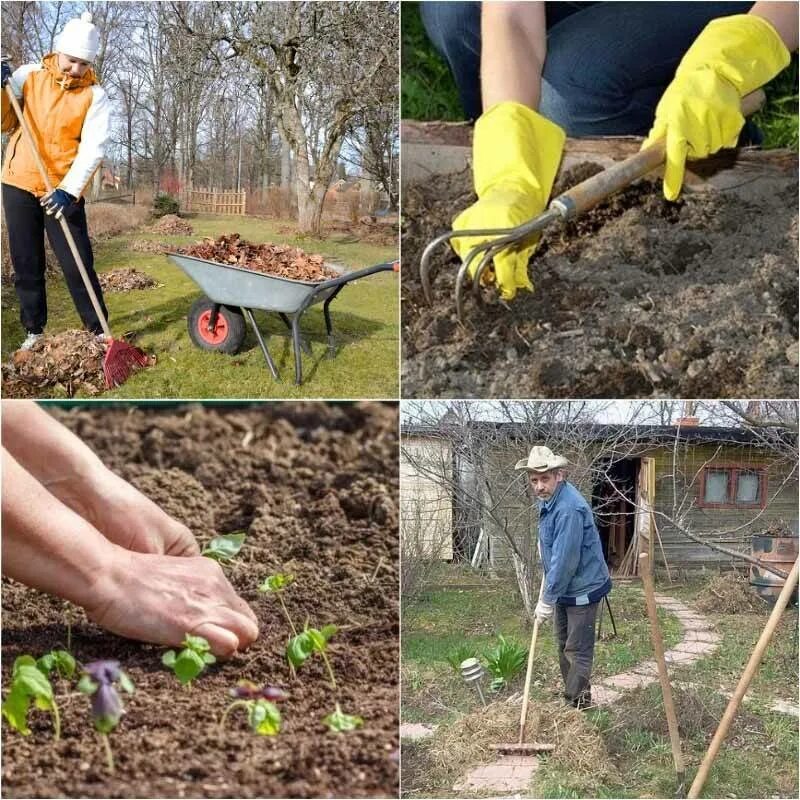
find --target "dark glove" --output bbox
[1,59,13,88]
[40,188,77,220]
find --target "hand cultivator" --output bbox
[167,253,398,385]
[420,90,764,325]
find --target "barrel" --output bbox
[750,534,799,605]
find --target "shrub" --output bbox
[484,635,527,692]
[152,193,180,218]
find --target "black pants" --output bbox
[554,601,600,708]
[2,183,108,335]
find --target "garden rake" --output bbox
[420,89,765,325]
[491,575,554,755]
[4,79,149,388]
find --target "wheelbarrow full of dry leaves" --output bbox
[166,251,399,385]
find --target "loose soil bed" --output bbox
[402,163,798,398]
[179,234,339,282]
[1,403,399,798]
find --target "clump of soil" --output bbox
[421,698,616,795]
[128,467,216,533]
[98,267,159,293]
[695,570,769,614]
[149,214,194,235]
[1,403,399,799]
[2,330,107,397]
[402,162,798,398]
[128,238,168,254]
[179,234,338,282]
[1,331,151,398]
[606,683,764,754]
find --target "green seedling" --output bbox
[77,660,134,773]
[323,702,364,733]
[220,683,285,736]
[484,634,527,692]
[202,532,246,562]
[36,649,77,680]
[258,573,297,634]
[162,634,216,686]
[1,655,60,740]
[286,623,338,689]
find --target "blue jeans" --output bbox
[420,1,754,135]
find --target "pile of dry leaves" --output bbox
[179,233,337,281]
[99,267,159,292]
[128,239,168,254]
[150,214,194,235]
[2,330,108,397]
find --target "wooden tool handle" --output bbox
[688,556,799,799]
[551,88,766,219]
[4,82,112,338]
[518,614,541,744]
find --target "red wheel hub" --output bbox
[197,309,229,345]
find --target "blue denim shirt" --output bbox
[538,480,611,605]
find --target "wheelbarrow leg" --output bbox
[290,313,304,385]
[279,312,312,356]
[243,308,280,381]
[323,286,344,360]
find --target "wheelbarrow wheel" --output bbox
[188,297,246,354]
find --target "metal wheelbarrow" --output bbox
[166,253,398,385]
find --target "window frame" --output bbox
[697,464,767,510]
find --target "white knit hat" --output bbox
[55,11,99,62]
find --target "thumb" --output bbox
[191,622,240,659]
[662,126,688,202]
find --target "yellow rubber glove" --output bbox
[644,14,790,201]
[452,102,565,301]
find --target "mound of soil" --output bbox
[1,331,150,399]
[402,163,798,398]
[1,403,399,799]
[695,571,769,614]
[128,239,168,254]
[150,214,194,235]
[179,234,338,282]
[98,267,159,293]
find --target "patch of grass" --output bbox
[755,54,799,150]
[1,214,398,399]
[401,2,463,121]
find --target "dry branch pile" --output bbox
[695,571,769,614]
[179,233,337,282]
[149,214,193,235]
[2,330,108,397]
[98,267,159,292]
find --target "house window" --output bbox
[699,466,766,509]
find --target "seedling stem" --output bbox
[101,732,115,773]
[218,699,249,733]
[277,594,298,635]
[320,652,337,690]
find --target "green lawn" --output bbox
[401,1,798,150]
[402,568,799,798]
[2,214,399,399]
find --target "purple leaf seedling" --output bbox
[220,681,287,736]
[258,573,297,634]
[1,656,60,740]
[162,634,216,686]
[77,660,134,772]
[323,703,364,733]
[286,623,338,689]
[202,532,246,563]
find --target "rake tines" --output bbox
[103,338,150,388]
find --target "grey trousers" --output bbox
[554,601,600,708]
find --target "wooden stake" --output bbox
[639,552,685,790]
[688,557,799,798]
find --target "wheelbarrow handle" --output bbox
[316,260,399,290]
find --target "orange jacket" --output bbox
[2,53,111,198]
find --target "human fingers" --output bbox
[190,622,241,659]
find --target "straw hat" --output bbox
[514,445,568,473]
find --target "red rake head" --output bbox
[103,338,150,388]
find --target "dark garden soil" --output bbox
[402,163,798,398]
[1,403,399,799]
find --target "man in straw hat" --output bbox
[516,445,612,709]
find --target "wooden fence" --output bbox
[180,187,246,215]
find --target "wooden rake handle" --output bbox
[4,81,112,338]
[518,613,541,744]
[551,88,766,219]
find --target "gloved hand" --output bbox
[644,14,790,201]
[452,102,565,301]
[40,188,77,220]
[1,59,13,88]
[534,599,554,623]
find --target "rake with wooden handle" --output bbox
[4,79,149,387]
